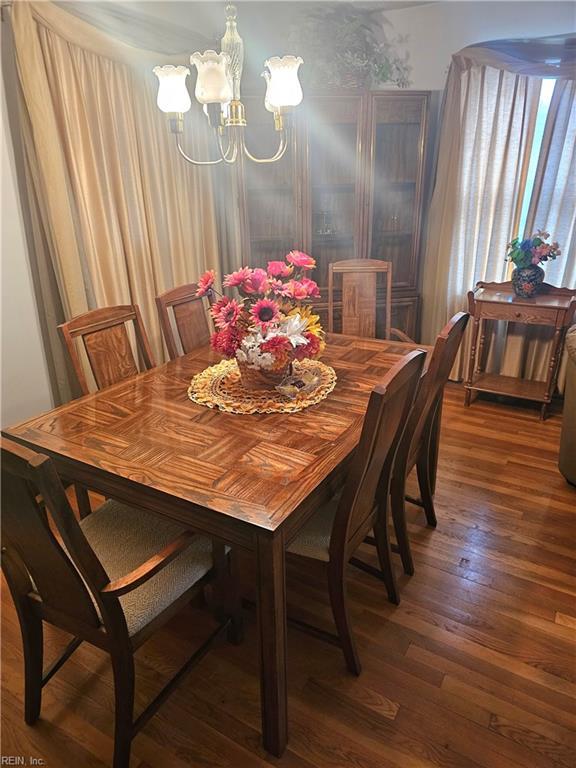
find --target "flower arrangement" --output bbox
[505,230,561,269]
[196,251,325,388]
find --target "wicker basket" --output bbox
[237,360,290,392]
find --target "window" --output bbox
[517,78,556,236]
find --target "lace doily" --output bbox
[188,359,337,414]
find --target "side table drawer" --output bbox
[479,303,559,326]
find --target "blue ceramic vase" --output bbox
[511,265,544,298]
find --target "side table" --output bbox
[465,281,576,419]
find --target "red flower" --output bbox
[261,335,292,355]
[196,270,215,297]
[293,332,321,361]
[210,296,243,329]
[210,326,244,358]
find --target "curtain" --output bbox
[9,1,220,401]
[502,78,576,385]
[421,41,575,387]
[421,63,541,375]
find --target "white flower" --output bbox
[235,332,275,370]
[278,313,309,347]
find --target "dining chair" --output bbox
[287,349,426,675]
[327,259,414,341]
[156,282,211,360]
[385,311,470,576]
[58,305,156,396]
[1,437,242,768]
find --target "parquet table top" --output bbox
[3,334,429,532]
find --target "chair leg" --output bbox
[212,542,244,644]
[327,563,361,676]
[390,475,414,576]
[22,613,43,725]
[111,652,135,768]
[373,515,400,605]
[417,452,437,528]
[74,483,92,519]
[2,548,44,725]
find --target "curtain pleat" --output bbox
[10,1,220,397]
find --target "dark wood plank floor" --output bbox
[2,384,575,767]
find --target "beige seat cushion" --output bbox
[80,500,213,636]
[287,494,341,562]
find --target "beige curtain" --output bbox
[500,78,576,386]
[421,41,575,387]
[10,1,220,400]
[421,62,541,376]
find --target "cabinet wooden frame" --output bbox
[364,91,429,294]
[224,89,430,340]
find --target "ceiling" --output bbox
[62,1,436,53]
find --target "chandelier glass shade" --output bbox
[153,4,304,166]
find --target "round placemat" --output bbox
[187,359,337,414]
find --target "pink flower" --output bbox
[269,278,287,295]
[196,270,215,297]
[282,279,308,300]
[267,260,293,278]
[210,296,243,329]
[250,299,280,325]
[301,277,320,298]
[286,250,316,270]
[531,254,541,265]
[250,298,280,326]
[223,267,252,288]
[241,268,269,295]
[210,326,244,358]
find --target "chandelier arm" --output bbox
[175,136,224,166]
[217,131,239,163]
[242,131,288,164]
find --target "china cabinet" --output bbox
[228,90,430,339]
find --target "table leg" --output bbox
[465,316,481,407]
[541,327,565,421]
[256,531,288,757]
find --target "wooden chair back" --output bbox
[1,438,110,633]
[58,305,156,395]
[400,312,469,474]
[328,259,393,339]
[155,283,211,360]
[330,349,427,561]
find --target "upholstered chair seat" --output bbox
[287,493,342,562]
[79,500,213,637]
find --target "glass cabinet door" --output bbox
[240,98,302,268]
[303,95,366,292]
[367,94,428,293]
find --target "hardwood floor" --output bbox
[2,384,575,767]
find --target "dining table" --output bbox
[2,332,433,757]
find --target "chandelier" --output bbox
[153,4,304,166]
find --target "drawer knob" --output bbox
[515,312,522,318]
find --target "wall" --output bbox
[1,76,53,427]
[385,1,576,91]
